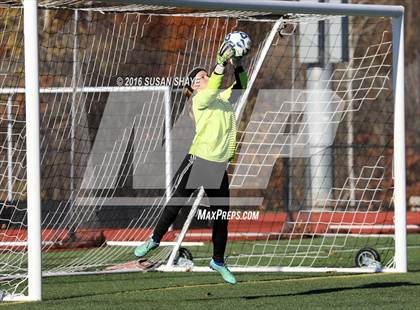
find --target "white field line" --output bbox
[106,241,204,247]
[329,224,420,230]
[0,232,398,247]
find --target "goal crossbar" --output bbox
[109,0,404,17]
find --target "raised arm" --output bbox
[219,58,248,103]
[193,72,223,110]
[193,41,235,110]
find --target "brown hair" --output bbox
[182,87,193,99]
[183,67,207,121]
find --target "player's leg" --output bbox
[134,154,195,257]
[207,170,236,284]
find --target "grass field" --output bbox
[1,235,419,309]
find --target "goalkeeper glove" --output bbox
[214,41,235,74]
[216,41,235,68]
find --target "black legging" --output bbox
[152,154,230,263]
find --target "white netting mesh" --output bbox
[0,3,397,299]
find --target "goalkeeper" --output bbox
[134,41,248,285]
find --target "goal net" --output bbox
[0,0,406,301]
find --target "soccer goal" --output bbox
[0,0,406,301]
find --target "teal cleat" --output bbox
[209,259,237,285]
[134,238,159,257]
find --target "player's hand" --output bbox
[216,41,235,66]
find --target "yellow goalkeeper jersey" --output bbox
[189,68,248,162]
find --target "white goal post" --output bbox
[0,0,406,302]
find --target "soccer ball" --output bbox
[224,31,251,57]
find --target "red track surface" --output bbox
[1,212,419,246]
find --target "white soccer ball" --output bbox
[224,31,251,57]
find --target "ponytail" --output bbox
[183,87,193,99]
[182,85,195,121]
[183,66,207,121]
